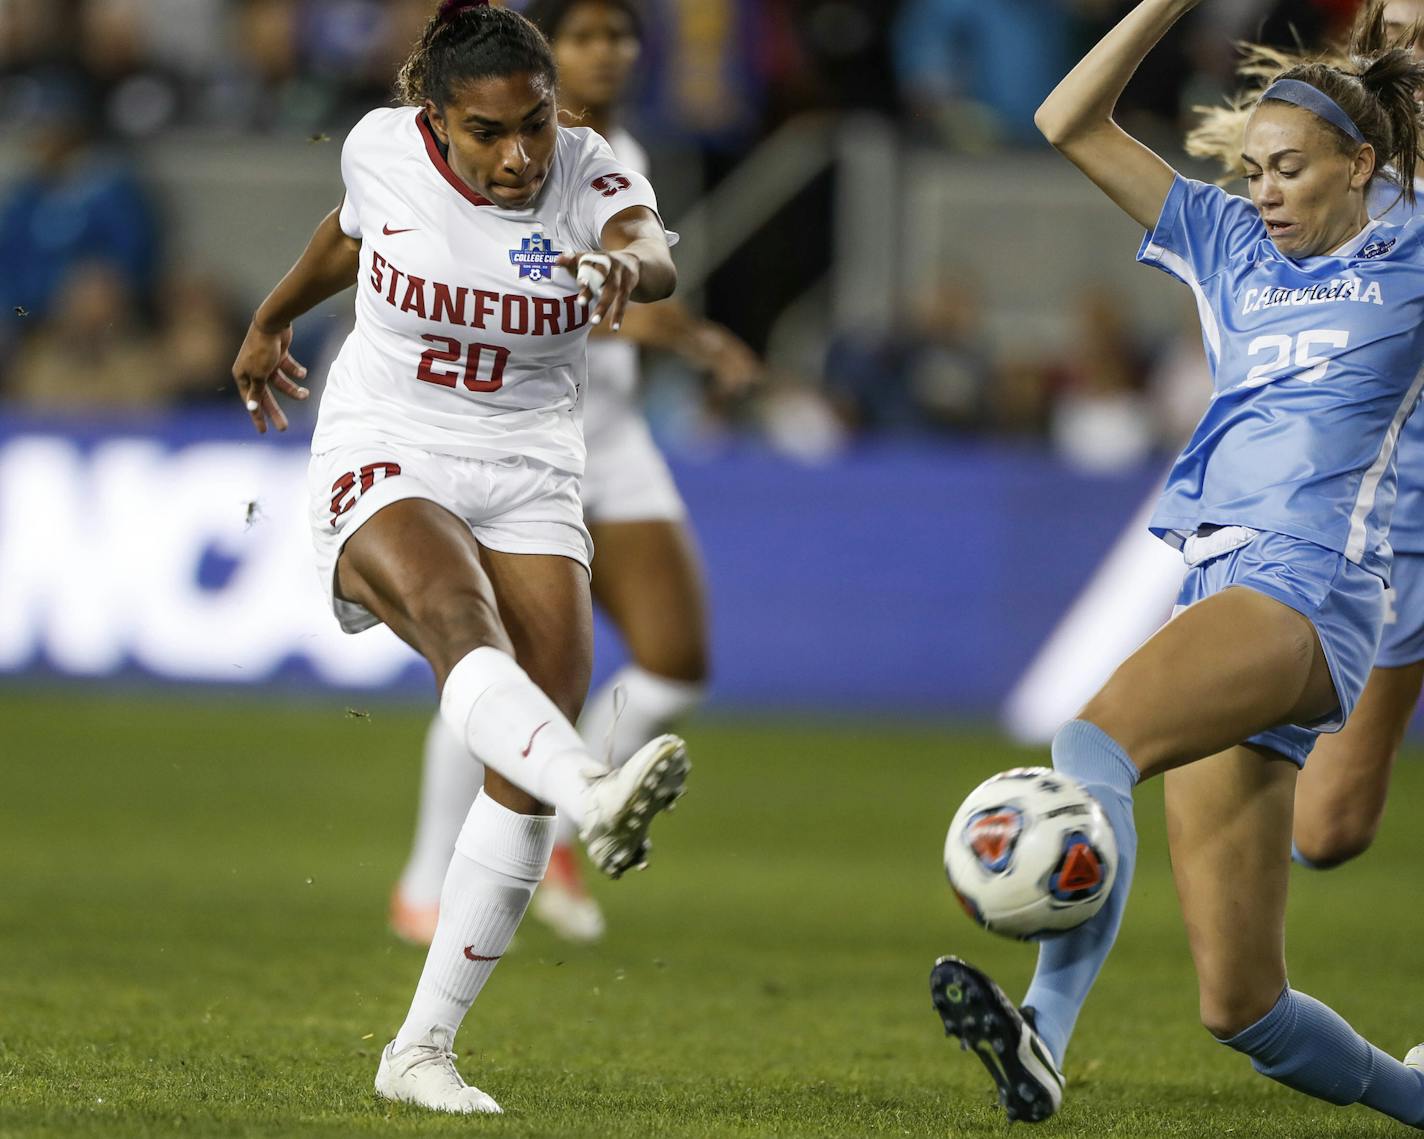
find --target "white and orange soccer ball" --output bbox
[944,767,1118,941]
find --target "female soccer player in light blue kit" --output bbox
[1291,0,1424,870]
[932,0,1424,1127]
[1179,0,1424,872]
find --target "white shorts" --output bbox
[581,401,685,524]
[308,442,593,634]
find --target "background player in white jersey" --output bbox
[932,1,1424,1127]
[230,0,687,1114]
[1185,0,1424,873]
[389,0,762,947]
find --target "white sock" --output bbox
[397,714,484,907]
[393,790,554,1051]
[559,664,706,843]
[578,664,706,767]
[440,647,598,828]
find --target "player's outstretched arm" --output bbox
[231,207,361,434]
[1035,0,1200,230]
[555,205,676,333]
[610,303,762,396]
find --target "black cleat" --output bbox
[931,955,1065,1123]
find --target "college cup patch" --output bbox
[509,233,562,282]
[965,806,1024,874]
[1049,833,1105,901]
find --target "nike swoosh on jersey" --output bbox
[382,223,418,235]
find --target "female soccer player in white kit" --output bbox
[230,0,688,1113]
[389,0,761,946]
[931,0,1424,1127]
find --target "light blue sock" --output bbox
[1022,719,1139,1067]
[1225,986,1424,1125]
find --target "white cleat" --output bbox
[374,1028,501,1114]
[1406,1043,1424,1072]
[580,734,689,878]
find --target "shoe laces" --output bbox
[406,1041,462,1082]
[601,683,628,768]
[580,685,630,793]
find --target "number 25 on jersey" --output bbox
[1243,329,1350,390]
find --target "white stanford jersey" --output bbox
[312,107,668,475]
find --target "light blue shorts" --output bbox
[1174,530,1385,767]
[1376,551,1424,668]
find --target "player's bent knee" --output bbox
[1292,818,1376,870]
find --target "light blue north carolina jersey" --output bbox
[1369,177,1424,553]
[1138,176,1424,579]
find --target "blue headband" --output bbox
[1260,79,1366,144]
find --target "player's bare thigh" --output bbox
[1081,585,1337,780]
[335,497,513,680]
[479,544,594,724]
[335,500,593,814]
[1165,745,1295,1038]
[587,518,709,683]
[1293,660,1424,866]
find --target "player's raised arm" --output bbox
[556,204,675,333]
[231,206,361,434]
[1034,0,1201,229]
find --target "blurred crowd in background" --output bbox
[0,0,1365,471]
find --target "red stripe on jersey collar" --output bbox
[417,110,493,207]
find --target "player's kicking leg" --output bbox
[931,585,1337,1121]
[929,715,1137,1123]
[339,505,688,1112]
[388,516,705,945]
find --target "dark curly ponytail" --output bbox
[396,0,556,110]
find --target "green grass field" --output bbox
[2,689,1422,1138]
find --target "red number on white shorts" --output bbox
[330,461,402,523]
[416,334,509,393]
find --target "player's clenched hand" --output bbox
[556,249,641,332]
[231,320,309,435]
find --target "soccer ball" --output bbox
[944,766,1117,941]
